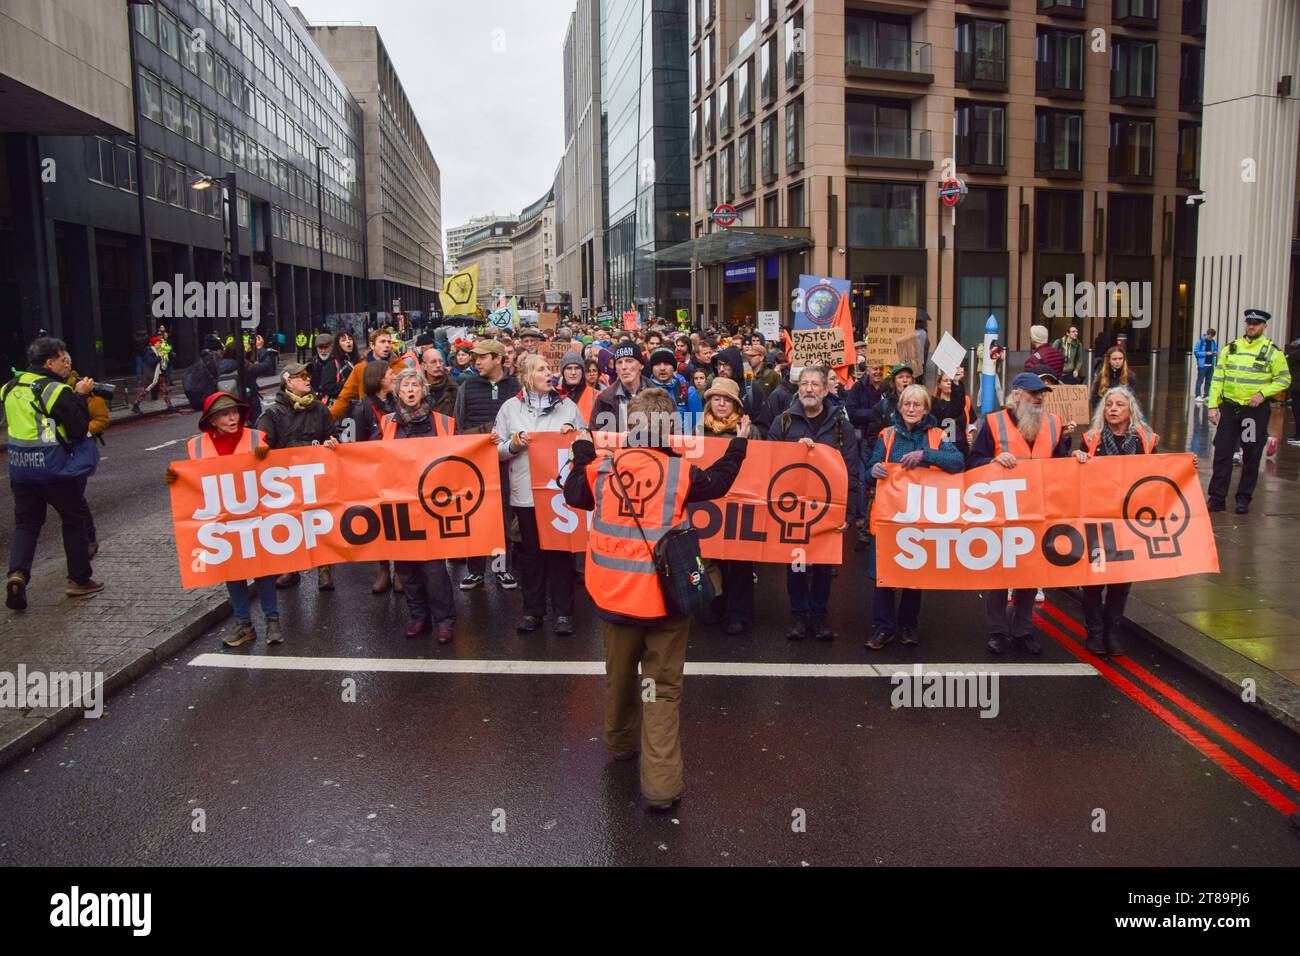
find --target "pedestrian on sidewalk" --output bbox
[1207,309,1291,514]
[494,353,585,636]
[378,369,458,643]
[1090,347,1138,409]
[865,385,964,651]
[1053,325,1085,384]
[967,374,1072,655]
[562,388,750,810]
[1193,328,1218,403]
[3,337,104,610]
[167,392,280,647]
[131,337,173,413]
[258,363,342,591]
[1074,387,1159,657]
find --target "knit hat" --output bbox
[560,349,584,372]
[613,340,644,365]
[648,347,677,369]
[1030,324,1049,345]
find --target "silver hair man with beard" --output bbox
[966,372,1072,656]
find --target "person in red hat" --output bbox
[132,336,173,413]
[165,392,281,648]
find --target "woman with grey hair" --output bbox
[1073,385,1158,656]
[378,366,457,642]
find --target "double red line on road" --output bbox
[1036,601,1299,818]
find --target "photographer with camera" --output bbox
[3,337,104,611]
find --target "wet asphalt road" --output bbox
[1,391,1299,865]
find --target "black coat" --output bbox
[767,398,861,522]
[256,391,341,449]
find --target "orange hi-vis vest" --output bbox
[879,425,944,463]
[378,411,455,440]
[1083,427,1156,455]
[988,408,1062,460]
[187,428,263,459]
[571,386,596,426]
[584,446,692,619]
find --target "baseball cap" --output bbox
[1010,372,1053,393]
[283,362,311,378]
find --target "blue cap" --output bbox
[1010,372,1053,393]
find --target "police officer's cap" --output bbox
[1243,309,1271,324]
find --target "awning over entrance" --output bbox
[646,227,813,266]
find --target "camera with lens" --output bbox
[90,382,116,400]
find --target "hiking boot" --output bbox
[265,618,284,645]
[1103,624,1124,657]
[371,563,392,594]
[317,565,334,591]
[5,572,28,611]
[459,573,484,591]
[65,578,105,598]
[496,571,519,590]
[223,622,256,648]
[275,571,301,589]
[1085,628,1106,655]
[436,620,454,644]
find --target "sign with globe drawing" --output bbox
[792,274,851,331]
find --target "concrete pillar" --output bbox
[1193,0,1300,339]
[62,224,106,379]
[5,133,60,339]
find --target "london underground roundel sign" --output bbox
[712,203,738,226]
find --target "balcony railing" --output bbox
[955,50,1007,88]
[846,38,933,78]
[847,126,931,165]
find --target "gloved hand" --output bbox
[253,444,271,461]
[164,467,179,485]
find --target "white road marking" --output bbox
[145,438,184,451]
[187,654,1096,678]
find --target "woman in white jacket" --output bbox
[493,353,587,635]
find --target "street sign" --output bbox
[939,179,967,207]
[711,203,738,226]
[392,299,400,311]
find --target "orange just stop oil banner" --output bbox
[869,454,1218,589]
[526,432,848,564]
[169,436,503,588]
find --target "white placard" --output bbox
[931,332,967,379]
[757,311,780,341]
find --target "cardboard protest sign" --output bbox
[866,305,917,367]
[1043,384,1090,428]
[526,433,848,565]
[169,437,503,587]
[539,310,560,332]
[622,310,640,331]
[541,339,570,372]
[791,327,845,369]
[870,455,1218,589]
[895,334,924,374]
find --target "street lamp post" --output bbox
[191,171,248,414]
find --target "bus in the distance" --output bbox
[542,289,572,318]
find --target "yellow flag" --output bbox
[440,264,479,316]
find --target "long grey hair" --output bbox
[1087,386,1150,436]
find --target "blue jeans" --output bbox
[787,565,833,618]
[1195,366,1212,398]
[226,576,278,623]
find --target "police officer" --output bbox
[1207,308,1292,515]
[3,337,104,610]
[295,330,309,363]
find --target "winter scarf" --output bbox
[284,389,316,411]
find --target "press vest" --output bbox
[879,425,944,462]
[584,447,692,619]
[3,372,70,448]
[187,428,263,459]
[378,411,455,440]
[1082,428,1156,456]
[988,408,1062,460]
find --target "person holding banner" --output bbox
[167,392,279,648]
[968,373,1072,655]
[700,377,756,634]
[561,388,751,811]
[1073,386,1159,657]
[769,367,861,642]
[558,350,597,424]
[494,354,586,635]
[346,361,401,595]
[864,386,965,650]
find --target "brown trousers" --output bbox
[602,613,691,803]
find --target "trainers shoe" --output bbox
[1206,498,1226,513]
[65,578,105,598]
[275,571,301,589]
[1015,633,1044,655]
[436,620,454,644]
[785,618,808,641]
[5,572,28,611]
[1035,588,1046,603]
[1266,437,1279,457]
[1287,438,1300,447]
[554,616,575,635]
[516,615,541,633]
[899,628,919,646]
[723,620,745,636]
[812,619,835,641]
[223,622,256,648]
[265,618,284,645]
[1194,396,1206,404]
[496,571,519,590]
[866,627,894,651]
[459,573,485,591]
[1233,450,1243,465]
[986,634,1008,655]
[317,565,334,591]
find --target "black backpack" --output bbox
[183,351,219,396]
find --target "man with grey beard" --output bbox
[966,373,1072,655]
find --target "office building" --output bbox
[511,187,556,309]
[455,217,517,310]
[448,213,515,271]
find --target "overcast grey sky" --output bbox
[292,0,571,249]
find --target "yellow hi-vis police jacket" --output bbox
[1208,335,1291,408]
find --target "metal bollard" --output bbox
[1086,348,1094,385]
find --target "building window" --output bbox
[1179,44,1204,109]
[1035,108,1083,174]
[959,276,1008,348]
[761,115,777,182]
[200,49,214,86]
[1177,121,1201,185]
[1182,0,1207,34]
[784,12,803,90]
[955,17,1007,88]
[1036,28,1084,96]
[1108,194,1153,254]
[219,121,233,162]
[1036,190,1084,252]
[720,144,733,202]
[846,97,915,160]
[955,187,1007,250]
[690,0,698,41]
[212,0,226,36]
[115,142,136,192]
[690,49,698,100]
[704,94,715,149]
[1112,39,1156,102]
[215,57,229,99]
[788,181,805,227]
[1114,0,1159,25]
[691,108,700,158]
[739,129,755,193]
[719,77,733,138]
[144,152,164,201]
[760,37,776,105]
[166,163,183,206]
[1109,116,1155,179]
[705,155,716,208]
[703,32,714,87]
[163,86,183,134]
[181,23,199,73]
[955,101,1006,172]
[133,3,156,43]
[139,70,161,124]
[158,8,179,59]
[846,12,914,72]
[738,58,754,122]
[1039,0,1086,14]
[847,181,922,247]
[785,97,804,170]
[202,108,218,153]
[763,191,779,226]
